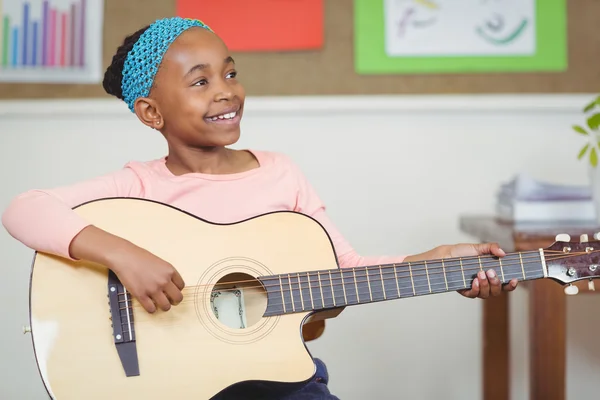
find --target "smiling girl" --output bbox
[1,17,516,399]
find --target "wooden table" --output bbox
[459,215,600,400]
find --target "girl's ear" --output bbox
[134,97,164,130]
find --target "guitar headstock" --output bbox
[544,233,600,295]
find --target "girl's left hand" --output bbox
[443,242,519,299]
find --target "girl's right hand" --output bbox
[107,246,185,313]
[69,225,185,313]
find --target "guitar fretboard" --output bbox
[260,251,546,316]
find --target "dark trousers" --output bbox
[212,358,340,400]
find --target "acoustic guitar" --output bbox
[23,198,600,399]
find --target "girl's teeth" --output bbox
[210,111,237,121]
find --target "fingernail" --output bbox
[474,279,479,288]
[512,281,517,287]
[479,271,486,279]
[487,270,496,278]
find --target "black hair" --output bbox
[102,25,149,100]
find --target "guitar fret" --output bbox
[317,272,326,308]
[353,268,368,304]
[379,266,387,300]
[442,259,449,291]
[320,271,335,309]
[424,261,432,293]
[366,267,385,302]
[410,262,431,296]
[365,267,373,302]
[329,271,336,307]
[307,272,315,309]
[297,273,305,308]
[280,275,294,313]
[299,273,312,310]
[426,261,447,293]
[340,270,348,304]
[352,269,360,303]
[499,257,505,282]
[394,265,415,298]
[443,259,467,291]
[309,272,323,309]
[408,262,416,296]
[459,258,467,287]
[287,274,296,312]
[394,264,401,297]
[342,269,359,304]
[278,276,286,313]
[381,265,399,300]
[331,270,347,306]
[519,252,526,279]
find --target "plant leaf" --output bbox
[591,147,598,167]
[587,113,600,131]
[584,96,600,113]
[573,125,588,135]
[579,143,590,159]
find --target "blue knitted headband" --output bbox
[121,17,213,112]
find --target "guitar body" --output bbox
[28,198,343,399]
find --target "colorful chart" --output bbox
[354,0,567,75]
[0,0,104,83]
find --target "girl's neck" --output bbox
[164,146,257,176]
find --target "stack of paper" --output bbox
[496,174,595,222]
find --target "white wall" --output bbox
[1,94,599,400]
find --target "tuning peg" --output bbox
[564,284,579,295]
[589,279,596,291]
[595,232,600,240]
[555,233,571,242]
[581,234,589,243]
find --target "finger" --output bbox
[138,294,157,314]
[163,281,184,305]
[503,279,518,291]
[459,277,480,298]
[487,269,502,296]
[489,242,506,258]
[477,271,490,298]
[171,269,185,290]
[152,291,172,312]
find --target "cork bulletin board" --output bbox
[1,0,599,99]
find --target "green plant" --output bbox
[573,95,600,167]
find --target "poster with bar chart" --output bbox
[0,0,103,83]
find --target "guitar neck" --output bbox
[260,250,547,316]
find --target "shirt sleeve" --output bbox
[288,157,407,268]
[1,167,143,260]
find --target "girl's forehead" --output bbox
[163,30,229,67]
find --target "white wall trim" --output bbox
[0,94,596,118]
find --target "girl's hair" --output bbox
[102,25,149,100]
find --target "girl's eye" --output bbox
[194,79,208,86]
[226,71,237,79]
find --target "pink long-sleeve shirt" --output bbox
[2,150,406,267]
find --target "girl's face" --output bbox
[139,27,245,149]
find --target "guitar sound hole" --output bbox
[209,272,267,330]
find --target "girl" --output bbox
[1,17,516,399]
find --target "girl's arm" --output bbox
[1,167,143,259]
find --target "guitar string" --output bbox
[114,250,578,309]
[118,251,544,301]
[120,264,592,323]
[116,251,591,312]
[120,263,571,327]
[116,250,549,295]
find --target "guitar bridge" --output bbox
[108,270,140,377]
